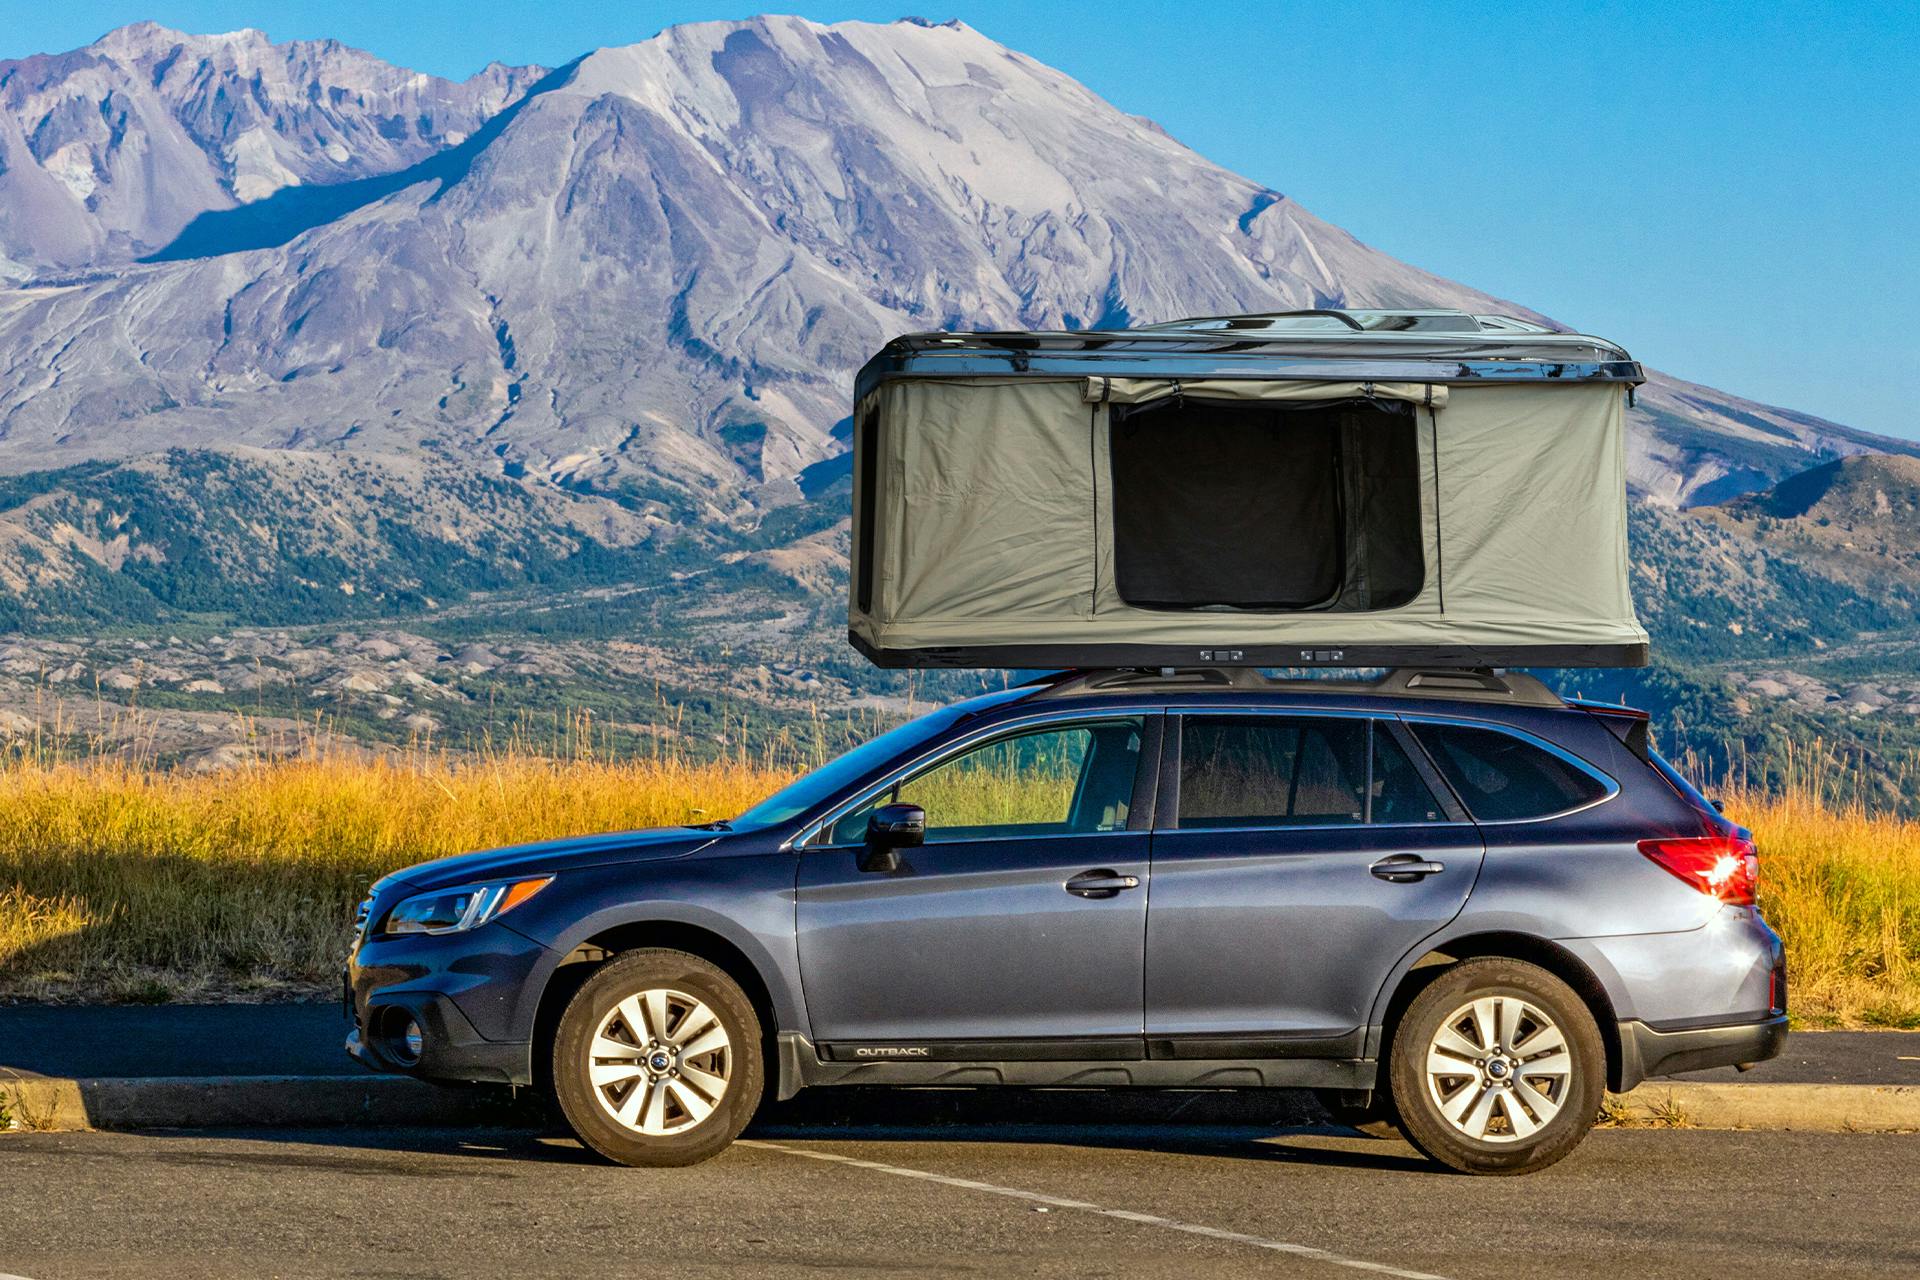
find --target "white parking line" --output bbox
[742,1140,1456,1280]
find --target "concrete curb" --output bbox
[6,1074,1918,1135]
[1607,1082,1920,1132]
[1,1074,528,1132]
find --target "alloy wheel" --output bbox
[1423,995,1572,1143]
[587,987,733,1136]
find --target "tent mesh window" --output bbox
[1109,396,1425,612]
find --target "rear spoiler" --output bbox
[1565,697,1650,761]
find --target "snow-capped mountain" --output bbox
[0,15,1905,620]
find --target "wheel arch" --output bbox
[531,917,787,1100]
[1371,931,1626,1093]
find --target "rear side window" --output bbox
[1409,723,1610,822]
[1181,717,1367,826]
[1178,717,1444,827]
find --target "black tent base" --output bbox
[848,631,1649,671]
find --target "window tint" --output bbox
[1409,723,1609,822]
[1371,727,1447,824]
[823,720,1143,845]
[1179,717,1368,827]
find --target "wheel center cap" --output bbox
[648,1051,672,1073]
[1487,1058,1510,1079]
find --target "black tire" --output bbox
[1388,958,1604,1176]
[551,949,764,1167]
[1314,1089,1403,1140]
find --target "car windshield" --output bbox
[724,688,1030,831]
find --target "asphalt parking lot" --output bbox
[2,1091,1915,1279]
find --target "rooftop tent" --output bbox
[848,310,1650,669]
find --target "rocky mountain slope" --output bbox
[0,15,1911,697]
[0,23,541,274]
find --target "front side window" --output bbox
[1408,722,1611,822]
[821,719,1145,845]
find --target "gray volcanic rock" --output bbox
[0,21,542,274]
[0,15,1908,621]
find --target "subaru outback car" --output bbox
[345,668,1785,1175]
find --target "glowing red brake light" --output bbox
[1637,835,1758,906]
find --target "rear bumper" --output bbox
[1616,1014,1788,1091]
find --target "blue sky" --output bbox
[5,2,1917,438]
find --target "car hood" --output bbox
[385,827,719,892]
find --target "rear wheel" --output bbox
[1388,958,1604,1175]
[551,949,764,1167]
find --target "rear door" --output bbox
[1143,712,1485,1055]
[796,714,1158,1056]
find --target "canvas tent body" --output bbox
[848,310,1649,670]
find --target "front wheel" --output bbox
[1388,958,1604,1175]
[551,949,764,1167]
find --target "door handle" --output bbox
[1370,855,1446,883]
[1065,869,1141,899]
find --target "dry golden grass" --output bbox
[1721,782,1920,1028]
[0,750,795,1002]
[0,730,1915,1025]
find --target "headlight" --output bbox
[380,877,553,936]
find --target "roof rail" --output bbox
[1030,667,1566,708]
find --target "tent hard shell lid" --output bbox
[847,309,1650,670]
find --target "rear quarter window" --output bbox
[1409,722,1611,822]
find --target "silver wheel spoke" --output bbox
[678,1061,726,1099]
[1431,1023,1483,1062]
[1426,1047,1476,1077]
[677,1019,729,1060]
[1460,1086,1499,1138]
[1468,999,1498,1054]
[616,996,648,1043]
[589,1061,645,1087]
[1442,1082,1484,1125]
[1520,1051,1572,1079]
[1496,998,1525,1052]
[1500,1090,1540,1138]
[1514,1077,1561,1127]
[614,1078,649,1128]
[642,989,672,1043]
[666,1079,716,1126]
[591,1033,643,1062]
[640,1078,672,1134]
[1514,1022,1565,1059]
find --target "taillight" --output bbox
[1637,835,1758,906]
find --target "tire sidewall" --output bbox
[551,949,764,1167]
[1389,959,1604,1175]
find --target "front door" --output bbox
[796,716,1155,1056]
[1145,713,1484,1055]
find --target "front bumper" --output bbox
[1616,1014,1788,1091]
[345,919,553,1087]
[344,988,531,1085]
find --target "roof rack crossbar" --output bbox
[1030,666,1565,708]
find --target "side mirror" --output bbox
[858,803,925,873]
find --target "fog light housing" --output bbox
[376,1007,423,1066]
